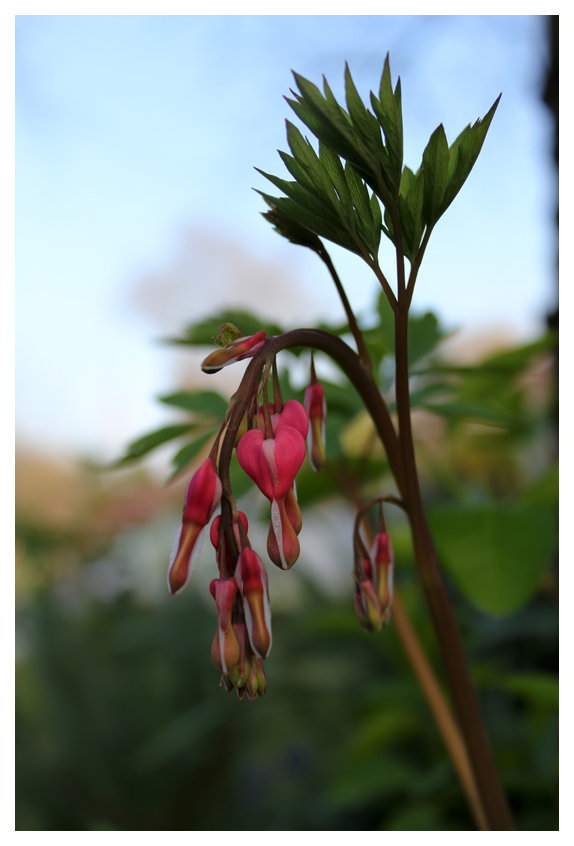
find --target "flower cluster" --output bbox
[167,329,394,698]
[353,509,395,631]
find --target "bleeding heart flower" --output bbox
[237,425,306,502]
[274,400,309,440]
[168,459,222,595]
[237,425,306,569]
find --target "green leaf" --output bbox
[439,94,501,217]
[255,168,337,223]
[258,191,361,255]
[428,503,556,615]
[497,673,559,710]
[167,310,283,346]
[285,122,342,212]
[115,424,197,465]
[319,142,353,215]
[399,165,416,197]
[291,72,392,204]
[168,432,216,481]
[345,162,372,222]
[329,753,418,806]
[370,54,403,191]
[419,400,516,427]
[421,124,450,226]
[407,311,444,365]
[158,391,229,419]
[446,123,471,184]
[398,167,425,261]
[344,63,378,150]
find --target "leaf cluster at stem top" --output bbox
[258,54,500,269]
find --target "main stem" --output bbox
[393,308,514,830]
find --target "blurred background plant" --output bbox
[15,14,558,832]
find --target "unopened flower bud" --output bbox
[168,459,222,595]
[304,380,326,472]
[373,531,394,615]
[235,548,272,659]
[201,330,266,373]
[354,557,385,632]
[244,656,267,701]
[210,511,249,566]
[209,578,240,674]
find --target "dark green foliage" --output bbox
[15,558,558,830]
[115,424,199,466]
[258,60,498,268]
[428,504,557,615]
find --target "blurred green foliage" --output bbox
[16,554,557,830]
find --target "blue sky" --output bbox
[16,15,556,462]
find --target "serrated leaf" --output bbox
[291,73,392,205]
[345,64,377,149]
[158,391,229,419]
[438,94,501,217]
[255,168,337,223]
[319,143,352,214]
[446,124,471,184]
[258,191,361,255]
[279,151,322,198]
[115,424,197,465]
[345,162,372,220]
[370,54,403,191]
[285,123,341,212]
[421,124,450,226]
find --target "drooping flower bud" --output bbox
[354,557,385,632]
[201,330,266,373]
[209,577,240,674]
[373,530,394,616]
[304,372,327,472]
[267,497,300,570]
[244,655,267,701]
[168,459,222,595]
[284,486,302,535]
[210,511,249,566]
[235,548,272,659]
[232,622,251,685]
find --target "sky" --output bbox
[15,14,556,464]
